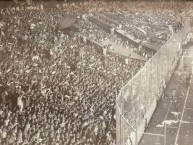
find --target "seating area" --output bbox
[0,1,183,145]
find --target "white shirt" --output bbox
[2,131,7,138]
[125,59,129,64]
[17,96,23,106]
[103,48,107,55]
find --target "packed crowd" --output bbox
[0,1,185,145]
[79,14,154,60]
[106,10,183,45]
[0,3,146,145]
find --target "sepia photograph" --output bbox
[0,0,193,145]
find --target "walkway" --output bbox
[84,36,147,61]
[101,39,147,61]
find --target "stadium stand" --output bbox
[0,1,183,145]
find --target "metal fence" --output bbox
[116,30,185,145]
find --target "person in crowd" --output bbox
[171,88,177,102]
[186,73,191,88]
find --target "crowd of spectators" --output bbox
[0,1,184,145]
[0,3,145,145]
[79,14,154,60]
[103,10,183,45]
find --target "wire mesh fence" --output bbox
[116,29,187,145]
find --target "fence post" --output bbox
[121,90,124,145]
[135,119,137,145]
[164,123,166,145]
